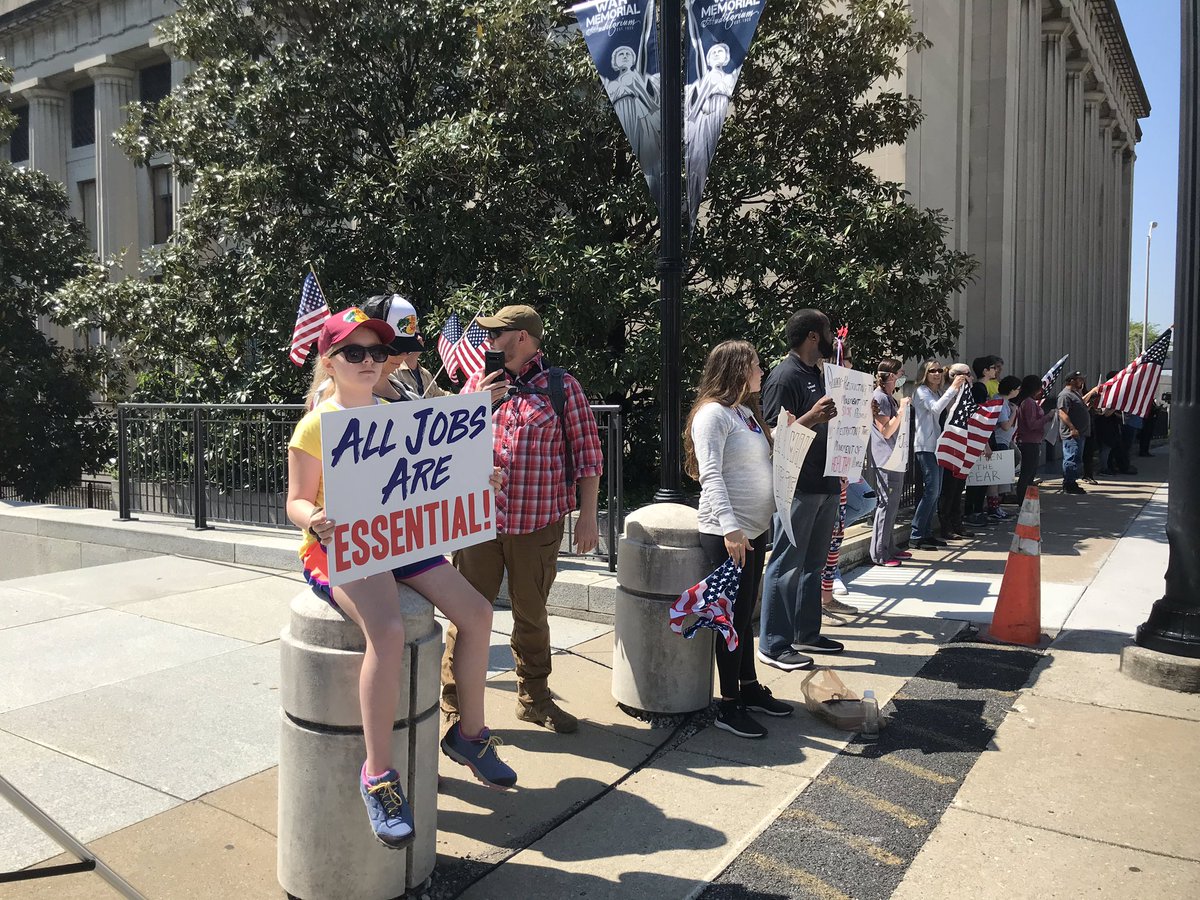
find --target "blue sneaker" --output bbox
[440,725,517,790]
[359,764,415,848]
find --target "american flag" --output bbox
[1100,328,1172,418]
[1041,353,1070,393]
[437,312,491,381]
[289,273,330,366]
[936,390,1003,478]
[669,558,741,651]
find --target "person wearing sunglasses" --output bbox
[286,308,517,851]
[360,293,447,401]
[909,360,968,550]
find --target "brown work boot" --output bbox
[516,697,578,733]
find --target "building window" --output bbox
[139,62,172,106]
[79,179,98,253]
[151,165,173,244]
[71,85,95,147]
[9,105,30,162]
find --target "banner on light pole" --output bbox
[573,1,664,214]
[685,0,767,227]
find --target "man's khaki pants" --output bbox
[440,519,565,712]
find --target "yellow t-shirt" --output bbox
[288,397,388,558]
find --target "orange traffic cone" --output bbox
[985,486,1043,646]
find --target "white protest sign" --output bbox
[320,393,496,586]
[824,364,875,482]
[772,411,817,545]
[882,403,911,473]
[966,449,1016,486]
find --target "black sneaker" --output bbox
[1064,483,1087,494]
[792,635,845,654]
[715,700,767,738]
[756,649,814,671]
[740,682,793,717]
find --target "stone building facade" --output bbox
[866,0,1149,382]
[3,0,1149,382]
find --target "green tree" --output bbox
[1128,320,1162,361]
[56,0,974,493]
[1,65,112,499]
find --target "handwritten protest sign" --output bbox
[824,364,875,482]
[320,393,496,586]
[772,411,817,545]
[882,405,911,473]
[966,449,1016,487]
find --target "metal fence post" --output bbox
[192,407,210,530]
[116,405,135,521]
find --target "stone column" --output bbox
[87,64,140,276]
[1082,94,1105,380]
[1013,0,1046,375]
[1120,147,1136,366]
[22,86,68,185]
[1041,23,1070,376]
[1064,61,1089,377]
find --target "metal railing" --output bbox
[0,477,114,511]
[116,402,625,569]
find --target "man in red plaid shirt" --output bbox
[440,305,604,733]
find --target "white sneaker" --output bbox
[832,577,849,596]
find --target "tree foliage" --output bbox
[1,65,112,499]
[1128,320,1162,362]
[55,0,975,494]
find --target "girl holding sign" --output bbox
[286,308,516,850]
[869,359,911,566]
[685,340,793,739]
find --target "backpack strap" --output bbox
[547,367,574,486]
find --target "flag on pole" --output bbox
[936,392,1004,478]
[669,557,741,651]
[290,273,330,366]
[437,313,491,381]
[1099,328,1172,418]
[1041,353,1070,393]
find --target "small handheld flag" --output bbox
[1041,354,1070,393]
[1099,329,1172,418]
[290,273,331,366]
[437,313,491,382]
[669,557,741,651]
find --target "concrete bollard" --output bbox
[612,503,715,715]
[278,586,442,900]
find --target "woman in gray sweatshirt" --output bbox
[685,340,793,739]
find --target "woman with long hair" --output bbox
[868,359,912,566]
[684,340,791,739]
[1014,374,1051,502]
[909,360,967,549]
[287,308,516,850]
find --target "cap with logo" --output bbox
[361,294,423,354]
[475,304,544,341]
[317,307,396,356]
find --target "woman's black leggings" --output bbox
[699,530,769,699]
[1015,441,1042,501]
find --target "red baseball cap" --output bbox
[317,307,395,356]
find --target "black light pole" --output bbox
[1135,0,1200,658]
[654,0,686,504]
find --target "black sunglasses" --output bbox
[928,367,945,373]
[487,327,520,340]
[330,344,390,364]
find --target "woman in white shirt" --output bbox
[685,340,792,739]
[909,360,968,550]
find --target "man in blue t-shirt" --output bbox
[758,309,844,670]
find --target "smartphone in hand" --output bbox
[483,349,507,376]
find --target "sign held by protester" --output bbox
[966,449,1016,487]
[882,406,911,473]
[772,411,817,545]
[824,364,875,481]
[320,394,496,586]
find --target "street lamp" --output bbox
[1142,220,1158,354]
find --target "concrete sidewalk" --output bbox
[2,455,1193,898]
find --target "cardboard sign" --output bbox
[772,411,817,545]
[882,404,911,473]
[320,393,497,586]
[824,364,875,482]
[966,449,1016,486]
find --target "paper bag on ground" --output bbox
[801,668,866,731]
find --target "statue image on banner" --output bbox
[684,0,767,227]
[574,0,664,212]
